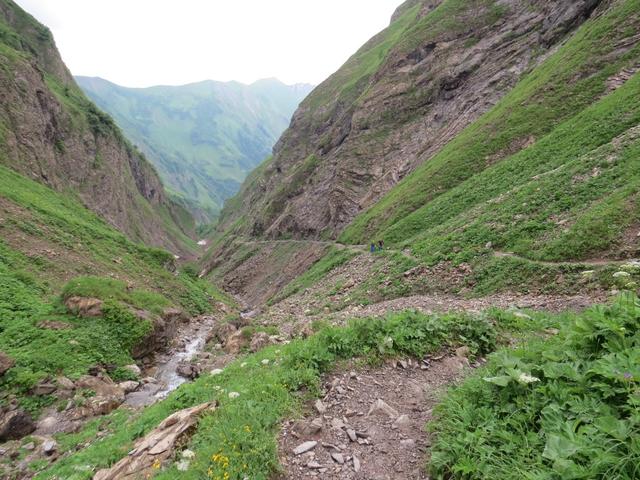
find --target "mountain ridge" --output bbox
[76,75,313,223]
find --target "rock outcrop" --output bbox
[93,402,215,480]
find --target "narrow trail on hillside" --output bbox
[493,250,634,267]
[277,355,469,479]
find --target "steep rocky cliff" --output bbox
[216,0,606,240]
[0,0,195,255]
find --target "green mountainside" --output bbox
[0,0,197,255]
[76,76,313,223]
[210,0,639,296]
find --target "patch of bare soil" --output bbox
[277,355,471,479]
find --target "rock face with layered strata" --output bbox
[216,0,602,240]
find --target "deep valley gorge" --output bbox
[1,0,640,479]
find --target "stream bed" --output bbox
[125,316,216,407]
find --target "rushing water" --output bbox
[124,319,213,407]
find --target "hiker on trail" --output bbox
[378,240,384,251]
[370,243,376,253]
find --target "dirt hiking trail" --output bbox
[277,354,471,479]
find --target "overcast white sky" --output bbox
[15,0,401,87]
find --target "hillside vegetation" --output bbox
[77,77,312,223]
[0,163,227,417]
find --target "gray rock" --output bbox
[293,441,318,455]
[392,414,411,430]
[57,376,75,390]
[331,452,345,464]
[0,409,35,441]
[42,439,57,455]
[314,399,327,414]
[353,455,361,472]
[33,382,57,396]
[367,399,399,418]
[118,381,140,393]
[346,428,357,442]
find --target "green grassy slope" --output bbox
[76,76,313,222]
[0,164,230,415]
[341,0,640,263]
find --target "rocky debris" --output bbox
[331,452,345,464]
[33,381,57,396]
[224,330,248,354]
[209,322,237,344]
[314,399,327,414]
[0,351,15,376]
[93,402,215,480]
[250,331,271,352]
[0,408,36,441]
[392,415,411,430]
[57,376,75,390]
[293,441,318,455]
[293,418,323,437]
[279,357,468,479]
[72,375,124,418]
[64,296,103,317]
[37,320,72,330]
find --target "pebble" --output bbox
[392,414,411,430]
[331,452,345,464]
[293,441,318,455]
[314,399,327,414]
[353,455,361,472]
[42,440,57,455]
[367,399,399,418]
[346,428,357,442]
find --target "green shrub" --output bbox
[429,294,640,479]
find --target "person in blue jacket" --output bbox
[370,243,376,253]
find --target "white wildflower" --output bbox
[613,271,631,278]
[176,460,190,471]
[518,372,540,384]
[210,368,223,376]
[181,449,195,459]
[261,359,270,365]
[240,362,247,368]
[228,391,240,399]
